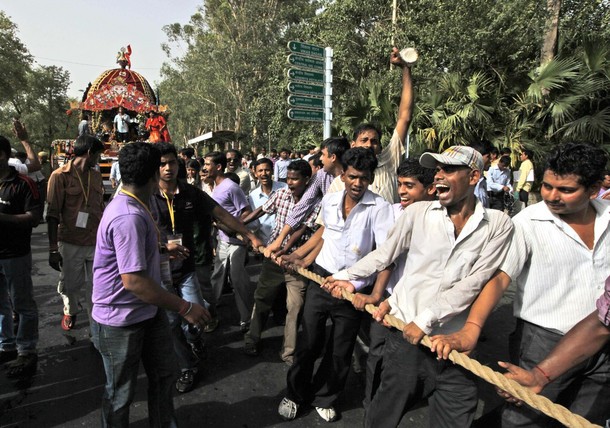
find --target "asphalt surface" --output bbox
[0,224,517,427]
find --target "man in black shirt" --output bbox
[150,143,262,393]
[0,131,41,377]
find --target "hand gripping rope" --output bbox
[262,250,601,428]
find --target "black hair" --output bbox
[279,147,290,154]
[186,159,201,172]
[396,158,435,187]
[0,135,11,158]
[490,148,499,157]
[225,172,240,185]
[73,134,104,157]
[119,142,161,186]
[498,155,511,166]
[179,147,195,158]
[320,137,350,160]
[341,147,378,174]
[309,153,322,168]
[287,159,312,179]
[226,149,243,160]
[15,151,27,161]
[545,143,608,188]
[352,123,382,142]
[254,157,273,170]
[501,147,512,155]
[156,142,178,158]
[205,151,227,170]
[522,148,533,159]
[177,158,187,179]
[270,148,277,153]
[469,139,494,156]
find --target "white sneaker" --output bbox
[278,397,298,420]
[315,406,337,422]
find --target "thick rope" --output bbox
[272,256,601,428]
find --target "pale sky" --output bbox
[1,0,202,99]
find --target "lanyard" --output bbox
[120,190,161,242]
[161,190,176,235]
[74,167,91,207]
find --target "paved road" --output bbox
[1,224,516,427]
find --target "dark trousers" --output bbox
[502,319,610,427]
[91,310,178,428]
[366,328,478,428]
[363,319,391,414]
[519,189,529,205]
[286,267,363,409]
[489,192,506,210]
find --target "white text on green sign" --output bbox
[288,54,324,71]
[287,68,324,83]
[287,109,324,122]
[287,82,324,96]
[287,95,324,109]
[287,41,324,58]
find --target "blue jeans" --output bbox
[91,310,178,428]
[0,253,38,354]
[165,271,205,371]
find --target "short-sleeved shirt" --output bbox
[150,180,218,276]
[46,160,104,246]
[263,187,320,251]
[212,177,250,245]
[248,181,287,244]
[113,113,130,133]
[0,167,40,258]
[501,199,610,334]
[92,193,160,327]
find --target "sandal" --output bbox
[61,314,76,331]
[6,354,38,378]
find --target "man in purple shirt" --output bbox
[91,142,210,427]
[203,151,263,332]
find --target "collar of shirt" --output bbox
[429,199,489,244]
[528,198,610,239]
[251,181,286,200]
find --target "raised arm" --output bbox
[390,47,414,144]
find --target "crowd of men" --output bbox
[0,47,609,428]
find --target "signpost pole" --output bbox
[323,47,333,139]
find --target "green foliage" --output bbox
[0,13,73,152]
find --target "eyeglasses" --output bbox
[226,158,238,163]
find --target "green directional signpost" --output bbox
[286,41,333,136]
[287,95,324,109]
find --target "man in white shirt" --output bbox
[431,143,610,427]
[326,47,414,204]
[278,148,393,423]
[497,143,610,427]
[113,107,131,142]
[328,145,513,428]
[487,155,512,210]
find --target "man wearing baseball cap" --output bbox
[327,145,513,427]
